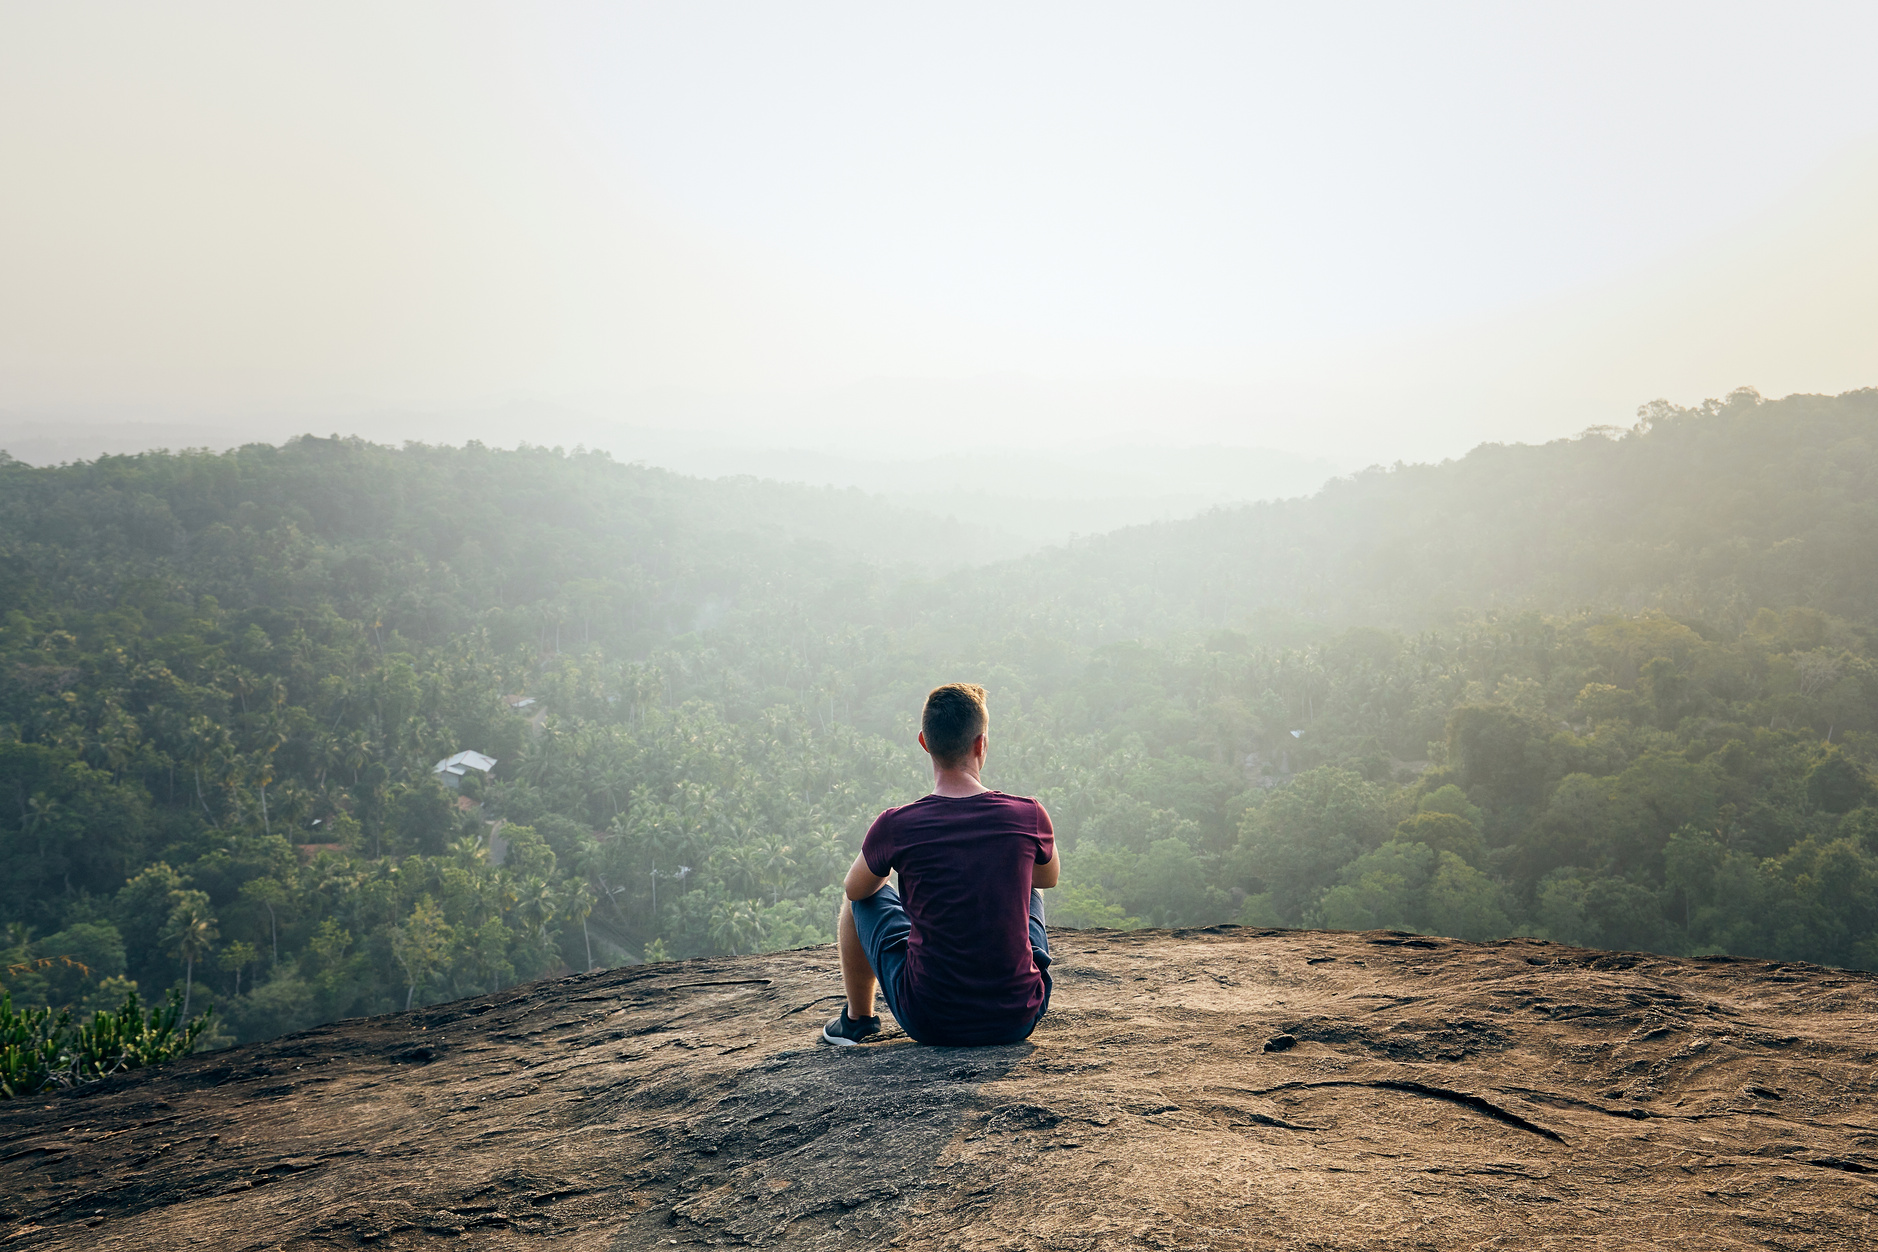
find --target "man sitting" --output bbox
[823,682,1060,1047]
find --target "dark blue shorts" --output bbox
[849,883,1053,1046]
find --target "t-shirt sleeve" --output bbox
[1034,800,1056,864]
[861,807,898,877]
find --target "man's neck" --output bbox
[930,766,990,799]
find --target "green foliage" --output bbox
[5,390,1878,1050]
[1533,869,1669,953]
[0,988,212,1099]
[1805,748,1876,815]
[1316,842,1438,933]
[1314,843,1511,941]
[1418,784,1483,829]
[1049,879,1140,930]
[1393,812,1485,868]
[390,897,453,1011]
[1234,767,1393,922]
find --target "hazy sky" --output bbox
[3,2,1876,464]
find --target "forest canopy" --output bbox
[3,386,1876,1048]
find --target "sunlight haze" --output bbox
[3,1,1876,472]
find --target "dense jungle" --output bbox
[2,385,1875,1050]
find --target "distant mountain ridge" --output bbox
[977,387,1878,641]
[0,436,1007,646]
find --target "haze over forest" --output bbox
[4,5,1878,1052]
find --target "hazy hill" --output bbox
[0,418,1342,555]
[0,436,1002,646]
[975,387,1878,642]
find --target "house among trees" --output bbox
[431,749,497,789]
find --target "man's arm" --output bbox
[1033,845,1060,890]
[844,852,890,901]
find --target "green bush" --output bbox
[0,988,213,1099]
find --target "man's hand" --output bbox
[1034,845,1060,890]
[844,853,890,901]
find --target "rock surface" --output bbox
[4,926,1878,1249]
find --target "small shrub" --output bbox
[0,988,213,1099]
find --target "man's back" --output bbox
[825,682,1058,1049]
[862,790,1053,1044]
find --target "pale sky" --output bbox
[2,1,1876,465]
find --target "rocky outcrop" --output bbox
[4,927,1876,1249]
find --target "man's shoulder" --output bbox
[896,791,1045,827]
[893,792,1044,814]
[988,790,1045,814]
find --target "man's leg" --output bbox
[826,885,909,1045]
[837,897,878,1019]
[1029,889,1052,969]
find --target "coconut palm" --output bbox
[161,892,219,1017]
[707,898,764,956]
[559,879,597,971]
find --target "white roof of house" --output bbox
[433,750,498,777]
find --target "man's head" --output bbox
[920,682,988,769]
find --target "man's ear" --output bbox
[917,731,929,754]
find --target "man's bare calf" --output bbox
[837,895,880,1020]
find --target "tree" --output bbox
[1422,852,1511,941]
[1234,767,1391,922]
[389,896,453,1011]
[238,877,291,964]
[1316,842,1433,934]
[562,879,597,971]
[161,890,218,1017]
[1049,879,1139,930]
[218,941,258,997]
[1417,784,1484,829]
[516,875,558,948]
[707,898,764,956]
[1392,812,1484,867]
[1533,869,1667,954]
[1123,838,1221,928]
[389,783,459,857]
[1806,747,1875,815]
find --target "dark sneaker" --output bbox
[820,1008,881,1046]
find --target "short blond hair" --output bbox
[922,683,988,767]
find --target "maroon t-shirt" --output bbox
[862,790,1055,1045]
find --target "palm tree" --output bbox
[754,837,797,906]
[707,898,764,956]
[516,875,558,947]
[562,880,597,971]
[446,834,488,865]
[239,876,289,964]
[162,892,219,1017]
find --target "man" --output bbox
[823,682,1059,1047]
